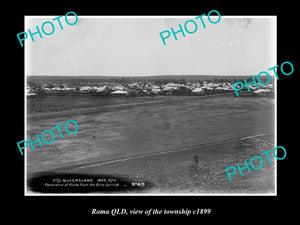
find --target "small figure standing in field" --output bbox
[149,92,156,100]
[92,135,96,140]
[189,154,200,180]
[194,154,199,165]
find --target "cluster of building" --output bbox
[26,79,274,97]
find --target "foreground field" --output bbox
[26,95,275,194]
[67,134,275,194]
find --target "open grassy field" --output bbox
[27,95,156,114]
[26,95,275,194]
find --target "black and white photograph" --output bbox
[24,15,277,195]
[13,1,300,220]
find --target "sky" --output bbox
[25,16,276,76]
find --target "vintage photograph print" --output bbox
[24,15,276,195]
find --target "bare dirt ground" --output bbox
[26,95,275,194]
